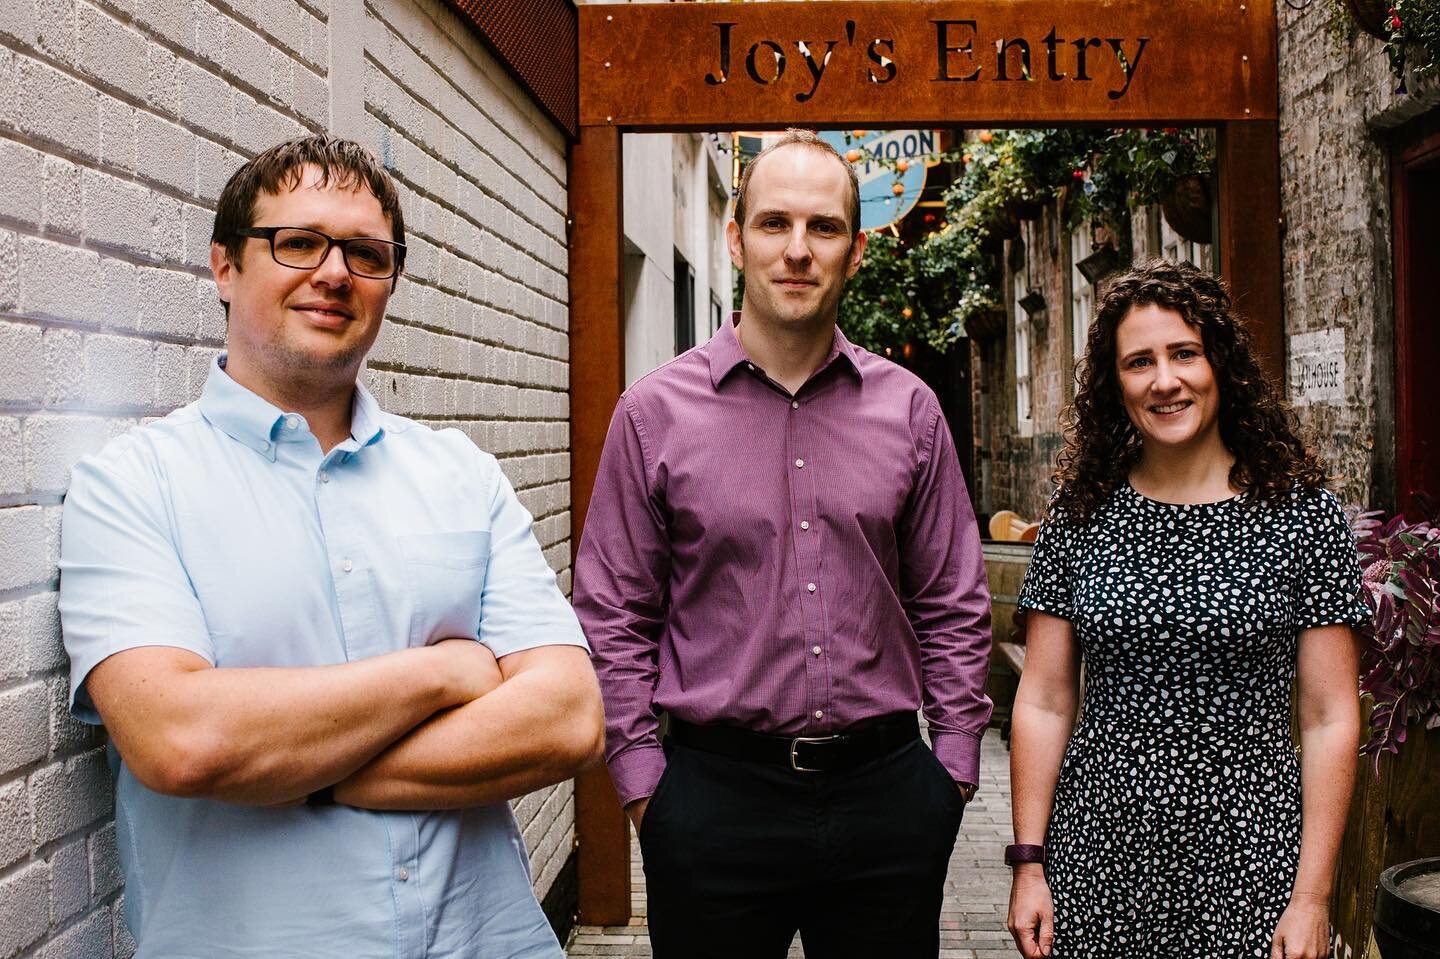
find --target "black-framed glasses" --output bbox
[236,227,406,279]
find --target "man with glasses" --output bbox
[58,135,602,957]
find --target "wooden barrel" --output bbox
[983,541,1033,729]
[1331,713,1440,959]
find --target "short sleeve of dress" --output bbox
[1292,489,1371,630]
[1018,515,1074,621]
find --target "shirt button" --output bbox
[259,441,270,451]
[791,400,799,410]
[285,415,299,430]
[396,868,409,882]
[746,363,755,371]
[794,458,804,469]
[342,559,353,573]
[800,521,810,530]
[814,710,824,720]
[812,645,822,656]
[807,582,817,593]
[319,471,330,483]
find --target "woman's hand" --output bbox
[1270,893,1331,959]
[1007,864,1055,958]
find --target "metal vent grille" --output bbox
[446,0,578,140]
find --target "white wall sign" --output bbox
[1289,328,1345,406]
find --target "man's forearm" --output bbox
[334,646,604,810]
[90,641,496,806]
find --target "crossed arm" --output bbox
[86,639,603,809]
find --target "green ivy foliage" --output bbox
[835,127,1214,355]
[1389,0,1440,81]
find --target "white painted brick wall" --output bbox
[0,0,578,954]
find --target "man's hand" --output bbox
[428,637,503,703]
[957,781,977,802]
[625,797,649,831]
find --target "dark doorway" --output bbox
[1393,128,1440,519]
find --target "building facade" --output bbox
[621,131,733,383]
[976,5,1438,522]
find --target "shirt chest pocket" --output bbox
[398,530,491,647]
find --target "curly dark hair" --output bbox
[1051,260,1325,524]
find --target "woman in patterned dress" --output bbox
[1004,262,1368,959]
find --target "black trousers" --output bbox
[638,736,966,959]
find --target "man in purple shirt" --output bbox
[573,130,993,958]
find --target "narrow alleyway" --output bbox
[567,728,1016,959]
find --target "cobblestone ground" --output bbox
[567,728,1015,959]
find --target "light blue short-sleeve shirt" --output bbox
[59,356,586,959]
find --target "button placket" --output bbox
[788,401,829,733]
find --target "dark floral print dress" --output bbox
[1017,484,1369,958]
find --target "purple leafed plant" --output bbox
[1350,506,1440,774]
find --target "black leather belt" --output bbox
[667,713,919,773]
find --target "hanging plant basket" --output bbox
[1006,197,1047,222]
[1160,174,1214,244]
[1345,0,1393,40]
[1076,242,1122,286]
[983,206,1021,241]
[965,308,1006,341]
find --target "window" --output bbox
[710,293,724,335]
[1013,269,1033,437]
[674,250,696,355]
[1159,218,1212,273]
[1069,228,1094,363]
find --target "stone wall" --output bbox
[0,1,576,955]
[1277,4,1424,509]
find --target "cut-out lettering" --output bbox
[1105,36,1150,99]
[1043,27,1067,80]
[796,38,841,102]
[705,22,737,85]
[746,39,787,84]
[1072,37,1104,81]
[997,37,1031,81]
[868,38,896,83]
[933,20,981,82]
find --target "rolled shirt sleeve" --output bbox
[898,405,994,785]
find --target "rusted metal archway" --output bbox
[568,0,1283,922]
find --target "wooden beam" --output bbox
[1216,120,1284,386]
[581,1,1276,130]
[567,123,631,926]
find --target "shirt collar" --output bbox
[705,311,864,390]
[198,354,386,460]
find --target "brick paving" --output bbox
[567,728,1016,958]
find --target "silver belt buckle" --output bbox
[788,735,841,773]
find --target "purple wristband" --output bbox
[1004,843,1047,866]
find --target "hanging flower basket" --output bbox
[1160,174,1214,244]
[1345,0,1394,40]
[965,308,1006,341]
[984,205,1022,241]
[1006,197,1047,222]
[1076,242,1122,286]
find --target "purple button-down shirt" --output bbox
[573,316,992,807]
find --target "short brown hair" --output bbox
[733,130,861,236]
[211,135,406,275]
